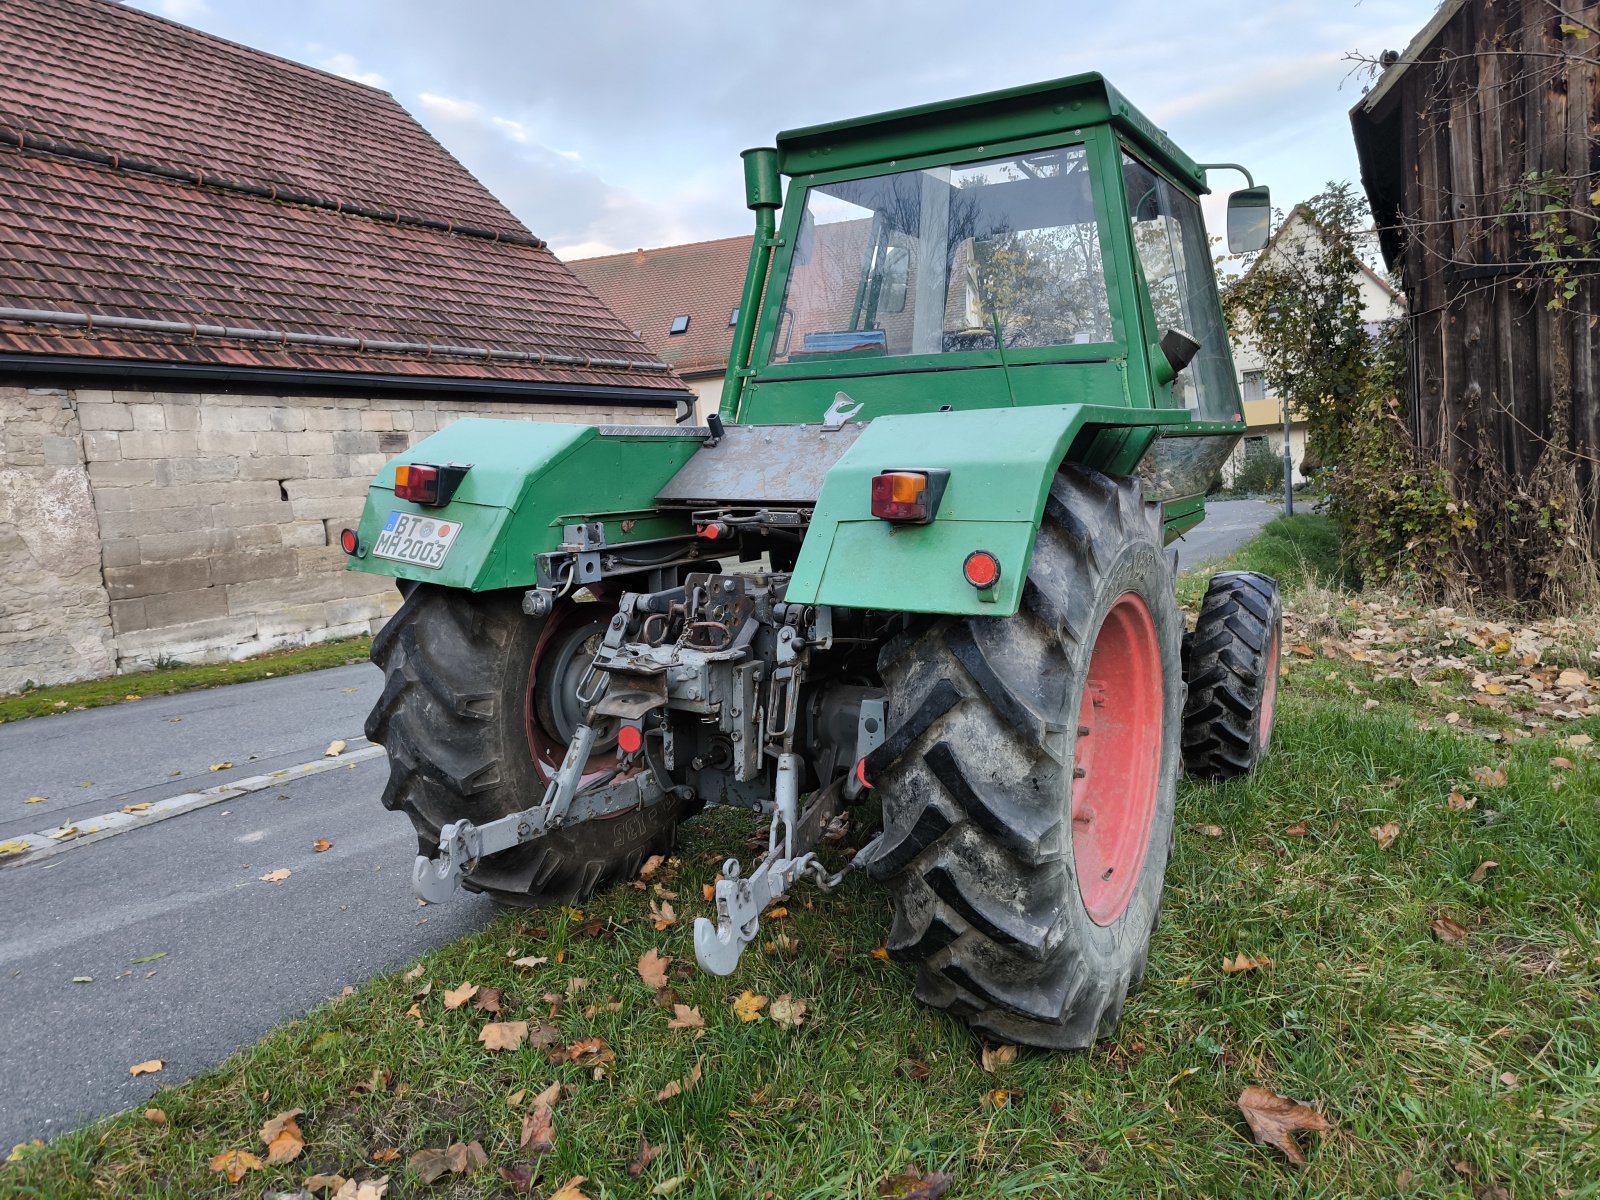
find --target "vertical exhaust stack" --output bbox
[718,147,781,423]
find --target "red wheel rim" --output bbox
[1072,592,1163,927]
[1259,622,1281,753]
[524,597,619,784]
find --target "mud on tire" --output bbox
[1181,571,1283,780]
[365,584,690,906]
[868,466,1184,1049]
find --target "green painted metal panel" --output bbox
[785,404,1188,616]
[346,419,699,592]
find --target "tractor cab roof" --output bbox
[776,72,1207,194]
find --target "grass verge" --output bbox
[0,637,373,724]
[6,517,1597,1198]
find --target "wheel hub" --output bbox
[1071,592,1163,926]
[526,604,619,779]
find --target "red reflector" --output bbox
[963,550,1002,589]
[339,528,359,555]
[871,471,929,522]
[617,725,643,754]
[697,521,729,540]
[854,757,872,790]
[394,463,440,504]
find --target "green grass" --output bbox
[6,518,1597,1198]
[1179,512,1355,609]
[0,637,373,724]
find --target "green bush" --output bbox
[1229,438,1284,495]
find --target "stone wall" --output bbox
[0,383,670,691]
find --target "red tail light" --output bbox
[339,528,360,555]
[393,462,469,506]
[963,549,1002,589]
[870,468,949,525]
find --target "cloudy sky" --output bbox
[130,0,1440,261]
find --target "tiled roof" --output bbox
[568,235,752,377]
[0,0,683,395]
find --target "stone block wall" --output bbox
[0,383,670,691]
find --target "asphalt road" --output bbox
[1173,498,1282,571]
[0,664,495,1148]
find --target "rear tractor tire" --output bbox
[365,584,692,907]
[867,466,1184,1049]
[1181,571,1283,780]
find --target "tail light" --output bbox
[963,549,1001,590]
[869,468,949,524]
[339,528,361,556]
[394,462,469,506]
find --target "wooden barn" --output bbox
[1351,0,1598,600]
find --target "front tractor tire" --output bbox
[1181,571,1283,780]
[868,466,1183,1049]
[365,584,691,907]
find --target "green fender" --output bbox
[345,418,700,592]
[784,404,1190,617]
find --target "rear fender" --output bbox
[785,404,1187,617]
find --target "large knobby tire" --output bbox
[1181,571,1283,779]
[365,584,691,906]
[867,466,1184,1049]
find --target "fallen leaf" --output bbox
[143,1107,167,1124]
[474,986,503,1014]
[1368,823,1400,850]
[871,945,891,961]
[353,1066,391,1095]
[209,1148,264,1183]
[1284,822,1310,837]
[370,1147,401,1164]
[566,1037,614,1067]
[1499,1071,1520,1087]
[765,906,789,919]
[121,803,152,813]
[878,1164,953,1198]
[732,990,767,1022]
[1192,823,1224,838]
[259,868,291,883]
[312,838,333,852]
[1223,952,1271,974]
[209,762,233,772]
[1291,642,1314,657]
[129,1059,164,1076]
[653,1177,687,1196]
[409,1141,487,1184]
[1469,860,1499,884]
[627,1136,661,1176]
[443,981,479,1010]
[1472,766,1508,789]
[479,1020,528,1051]
[1432,916,1470,944]
[498,1163,535,1194]
[512,955,549,969]
[0,841,30,857]
[259,1108,306,1163]
[521,1106,554,1153]
[638,948,671,989]
[668,1003,704,1030]
[1237,1085,1332,1165]
[701,882,716,901]
[1447,791,1476,811]
[769,993,808,1029]
[655,1058,703,1100]
[1550,756,1575,771]
[548,1177,592,1200]
[24,796,46,804]
[980,1043,1017,1073]
[334,1178,389,1200]
[304,1174,347,1196]
[325,740,347,757]
[650,899,676,930]
[639,854,665,880]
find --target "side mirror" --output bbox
[1227,185,1271,254]
[1161,328,1201,375]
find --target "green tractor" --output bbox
[346,74,1285,1049]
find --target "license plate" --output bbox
[372,511,462,569]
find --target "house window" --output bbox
[728,307,740,327]
[1241,370,1266,401]
[669,315,690,335]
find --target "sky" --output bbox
[128,0,1442,261]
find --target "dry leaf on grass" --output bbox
[480,1020,528,1051]
[208,1149,264,1183]
[1469,860,1499,884]
[443,981,479,1010]
[333,1178,389,1200]
[521,1107,555,1153]
[352,1066,391,1095]
[1237,1085,1332,1165]
[259,1107,305,1163]
[1472,766,1507,788]
[1432,916,1470,944]
[1223,952,1271,974]
[512,954,549,969]
[732,990,767,1022]
[370,1147,401,1164]
[627,1136,661,1176]
[769,994,808,1029]
[667,1004,704,1030]
[1550,756,1576,770]
[871,945,891,961]
[548,1177,592,1200]
[304,1172,347,1195]
[637,948,671,989]
[1192,823,1224,838]
[765,906,789,919]
[474,986,502,1014]
[650,899,676,930]
[1368,823,1400,850]
[1447,791,1476,811]
[312,838,333,852]
[639,854,665,880]
[1284,821,1310,837]
[877,1164,952,1198]
[655,1058,703,1100]
[980,1043,1016,1073]
[409,1141,487,1184]
[143,1107,166,1124]
[258,868,292,883]
[325,740,347,757]
[129,1059,164,1076]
